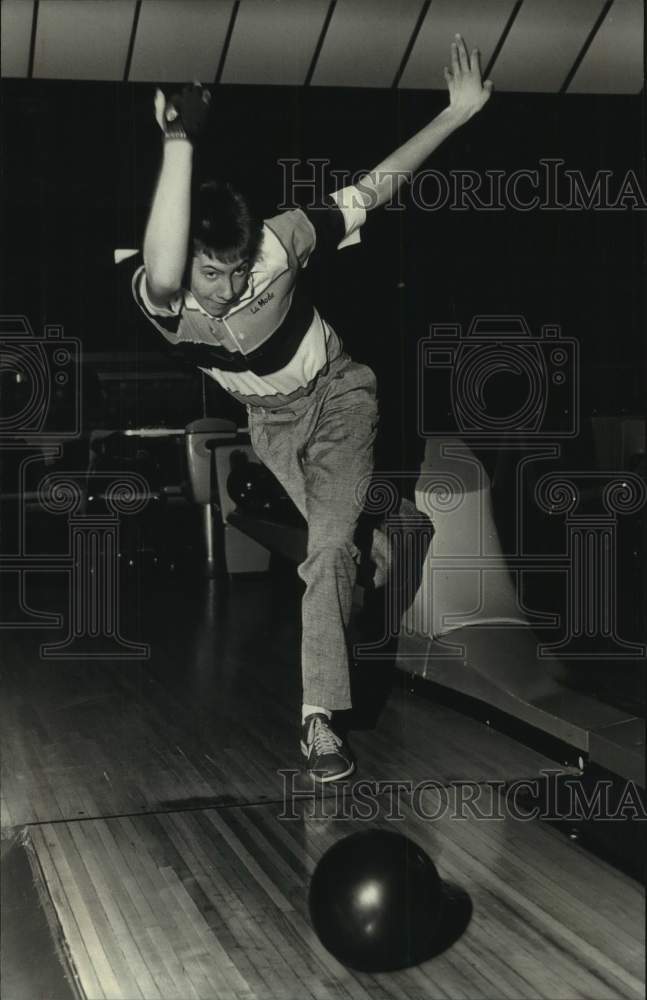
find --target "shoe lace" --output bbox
[311,717,342,756]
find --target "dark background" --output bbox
[1,80,644,453]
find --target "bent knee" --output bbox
[305,538,361,564]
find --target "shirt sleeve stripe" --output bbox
[131,265,182,337]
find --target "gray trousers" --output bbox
[246,352,390,710]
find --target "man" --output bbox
[134,34,492,782]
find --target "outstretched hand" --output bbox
[444,34,493,122]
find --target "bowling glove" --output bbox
[154,82,211,141]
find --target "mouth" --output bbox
[206,302,229,315]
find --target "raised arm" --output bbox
[356,34,493,210]
[142,85,210,304]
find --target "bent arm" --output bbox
[143,138,193,303]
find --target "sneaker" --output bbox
[300,713,355,782]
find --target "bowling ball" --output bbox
[226,451,292,515]
[227,454,272,512]
[308,829,467,972]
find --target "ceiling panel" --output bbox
[399,0,516,90]
[1,0,34,78]
[1,0,643,93]
[490,0,607,93]
[311,0,423,88]
[569,0,643,94]
[33,0,135,80]
[129,0,234,82]
[221,0,329,86]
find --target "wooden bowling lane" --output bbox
[3,573,645,997]
[27,793,644,1000]
[2,575,572,831]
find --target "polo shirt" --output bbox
[129,185,366,410]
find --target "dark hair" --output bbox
[190,180,263,265]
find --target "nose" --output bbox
[219,275,235,301]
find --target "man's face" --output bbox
[189,250,250,317]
